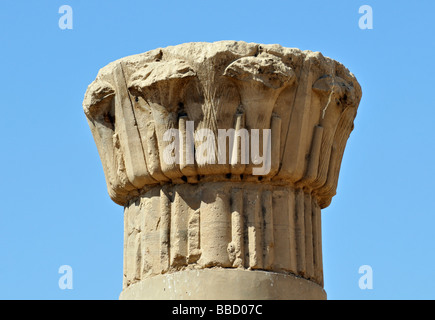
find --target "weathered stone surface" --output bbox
[120,269,327,300]
[121,182,325,287]
[83,41,361,300]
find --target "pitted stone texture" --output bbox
[83,41,361,208]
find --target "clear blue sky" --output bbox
[0,0,434,300]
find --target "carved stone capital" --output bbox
[83,41,361,299]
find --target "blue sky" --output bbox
[0,0,434,299]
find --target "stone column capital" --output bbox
[84,41,361,208]
[83,41,362,299]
